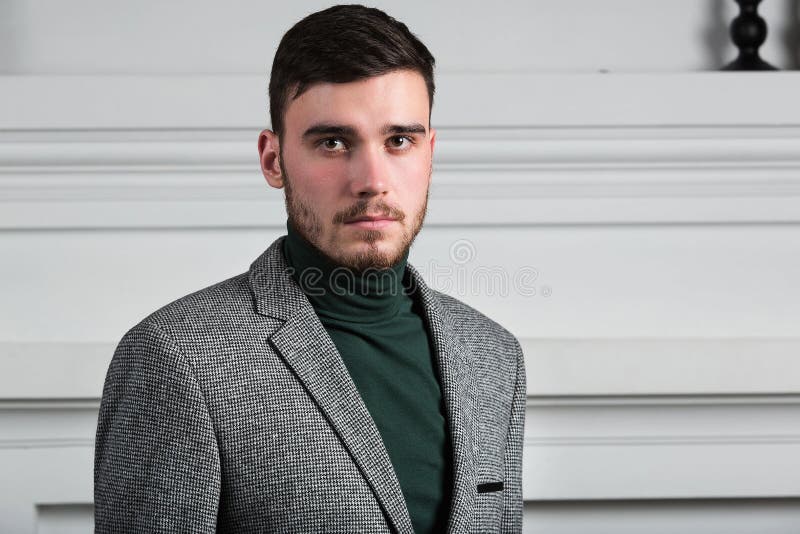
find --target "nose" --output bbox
[349,146,389,197]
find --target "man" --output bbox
[94,5,525,533]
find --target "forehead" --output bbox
[283,70,430,135]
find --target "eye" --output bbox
[319,138,347,152]
[387,135,414,150]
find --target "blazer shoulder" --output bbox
[429,288,525,408]
[134,271,253,334]
[430,289,521,353]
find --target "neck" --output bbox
[281,221,411,322]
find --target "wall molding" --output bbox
[3,338,799,399]
[523,394,800,501]
[3,389,799,500]
[2,340,799,502]
[1,127,800,228]
[6,129,800,173]
[2,129,800,228]
[521,338,800,396]
[2,73,800,229]
[0,400,98,450]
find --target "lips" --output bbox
[345,214,398,224]
[343,214,399,230]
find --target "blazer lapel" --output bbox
[248,239,414,534]
[407,264,479,534]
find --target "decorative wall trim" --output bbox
[2,73,800,229]
[521,338,800,396]
[523,393,800,500]
[6,130,800,173]
[3,391,799,500]
[3,338,799,400]
[0,343,112,399]
[527,434,800,446]
[3,341,799,503]
[0,438,93,449]
[0,400,98,450]
[2,128,800,228]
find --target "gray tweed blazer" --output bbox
[94,237,525,533]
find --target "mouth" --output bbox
[343,214,399,229]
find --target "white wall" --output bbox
[1,0,800,73]
[2,2,800,533]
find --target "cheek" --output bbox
[392,159,431,211]
[286,158,348,196]
[395,156,431,189]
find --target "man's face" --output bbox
[259,70,436,272]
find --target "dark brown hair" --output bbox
[268,4,435,136]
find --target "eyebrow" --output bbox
[301,122,428,140]
[381,123,428,135]
[302,124,357,139]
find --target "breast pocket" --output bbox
[473,479,504,532]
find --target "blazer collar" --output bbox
[248,236,304,322]
[248,238,479,533]
[406,262,479,533]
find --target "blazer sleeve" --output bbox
[94,320,221,533]
[501,338,526,532]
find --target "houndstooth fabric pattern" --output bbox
[94,236,525,533]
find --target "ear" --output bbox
[258,129,284,188]
[429,127,437,155]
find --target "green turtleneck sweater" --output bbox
[282,222,451,533]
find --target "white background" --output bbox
[1,1,800,532]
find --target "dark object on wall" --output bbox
[723,0,778,70]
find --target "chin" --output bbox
[334,241,406,272]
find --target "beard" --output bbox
[280,158,429,272]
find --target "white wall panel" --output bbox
[0,229,279,342]
[1,0,798,74]
[523,499,800,534]
[3,373,800,532]
[2,223,798,343]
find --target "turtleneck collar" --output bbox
[281,220,411,323]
